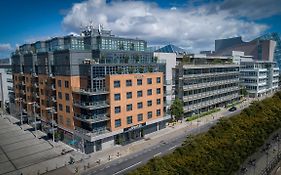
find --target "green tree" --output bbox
[170,98,184,122]
[240,86,248,97]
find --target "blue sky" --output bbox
[0,0,281,58]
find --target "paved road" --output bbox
[85,109,242,175]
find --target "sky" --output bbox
[0,0,281,58]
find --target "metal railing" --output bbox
[74,114,109,123]
[72,87,109,95]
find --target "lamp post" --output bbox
[46,107,55,142]
[28,102,37,137]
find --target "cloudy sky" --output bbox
[0,0,281,58]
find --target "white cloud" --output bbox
[0,43,12,51]
[62,0,268,52]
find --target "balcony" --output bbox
[72,88,109,96]
[74,114,109,124]
[32,83,39,88]
[73,101,109,110]
[75,126,110,138]
[6,78,13,83]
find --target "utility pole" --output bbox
[19,98,23,125]
[33,102,37,137]
[51,108,55,142]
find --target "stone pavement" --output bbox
[0,114,83,175]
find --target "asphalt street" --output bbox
[85,109,242,175]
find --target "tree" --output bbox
[240,86,248,98]
[170,98,184,122]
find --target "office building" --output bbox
[11,25,169,153]
[240,61,279,97]
[0,58,13,111]
[175,54,240,116]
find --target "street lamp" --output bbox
[28,102,37,137]
[15,98,23,125]
[46,107,56,142]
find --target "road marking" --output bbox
[169,146,177,150]
[113,161,142,175]
[154,152,162,157]
[105,165,110,168]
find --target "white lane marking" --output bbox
[105,165,110,168]
[169,146,177,150]
[113,161,142,175]
[153,152,162,157]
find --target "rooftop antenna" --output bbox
[89,20,94,30]
[98,24,103,35]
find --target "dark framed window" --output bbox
[65,81,69,88]
[59,104,63,111]
[114,80,120,88]
[65,93,70,101]
[157,98,161,105]
[127,116,132,124]
[115,106,121,114]
[58,80,62,87]
[147,78,152,84]
[126,104,132,111]
[126,80,132,86]
[156,109,161,116]
[115,119,121,128]
[137,114,143,122]
[58,92,62,99]
[157,88,161,94]
[114,93,121,101]
[137,79,142,85]
[147,89,152,95]
[126,92,132,99]
[66,105,70,113]
[137,102,143,109]
[137,90,143,97]
[147,100,152,107]
[147,111,152,119]
[157,77,161,83]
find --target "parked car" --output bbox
[228,106,237,112]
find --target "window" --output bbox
[65,81,69,88]
[58,80,62,87]
[157,99,161,105]
[126,92,132,99]
[147,78,152,84]
[147,89,152,95]
[126,80,132,86]
[126,104,132,111]
[115,119,121,128]
[59,104,63,111]
[114,93,121,101]
[59,115,64,124]
[137,79,142,85]
[157,77,161,83]
[66,118,71,127]
[157,88,161,94]
[156,109,161,116]
[40,89,44,95]
[137,102,143,109]
[147,111,152,119]
[65,93,70,101]
[58,92,62,99]
[137,114,143,122]
[127,116,132,124]
[66,105,70,113]
[114,80,120,88]
[41,99,44,106]
[137,90,143,97]
[115,106,121,114]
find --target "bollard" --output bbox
[108,155,111,161]
[84,165,87,170]
[87,162,90,168]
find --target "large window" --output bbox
[65,93,70,101]
[66,105,70,113]
[137,90,143,97]
[127,92,132,99]
[114,93,121,101]
[137,102,143,109]
[157,98,161,105]
[114,80,120,88]
[65,81,69,88]
[137,114,143,122]
[147,111,152,119]
[156,109,161,116]
[127,116,132,124]
[147,100,152,107]
[126,104,133,111]
[147,89,152,96]
[59,104,63,111]
[157,88,161,94]
[115,119,121,128]
[147,78,152,84]
[157,77,161,83]
[58,80,62,87]
[58,92,62,99]
[126,80,132,87]
[137,79,142,85]
[115,106,121,114]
